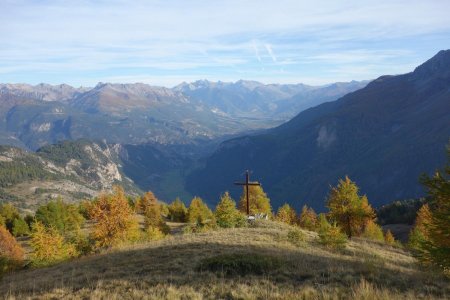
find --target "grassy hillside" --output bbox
[1,221,448,299]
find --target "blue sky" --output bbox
[1,0,449,87]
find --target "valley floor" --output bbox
[1,221,448,299]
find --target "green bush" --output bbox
[287,228,305,247]
[197,253,282,276]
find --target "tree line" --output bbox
[0,148,448,276]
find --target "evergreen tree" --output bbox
[298,205,318,231]
[35,199,85,234]
[168,198,188,222]
[12,217,30,237]
[327,176,375,237]
[238,185,272,215]
[276,203,297,225]
[361,220,384,242]
[88,186,138,248]
[420,147,450,272]
[215,192,246,228]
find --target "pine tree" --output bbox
[0,225,24,273]
[168,198,188,222]
[238,185,272,215]
[276,203,297,225]
[327,176,375,237]
[215,192,246,228]
[362,220,384,242]
[88,186,139,248]
[420,146,450,272]
[35,199,85,234]
[298,205,318,231]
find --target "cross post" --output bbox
[234,170,261,215]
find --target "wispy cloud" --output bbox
[264,44,277,62]
[0,0,449,86]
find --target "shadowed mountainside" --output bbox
[187,50,450,211]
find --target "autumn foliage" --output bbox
[362,220,384,242]
[0,225,24,273]
[298,205,318,231]
[30,222,78,266]
[327,176,375,237]
[414,148,450,273]
[276,203,297,225]
[88,186,139,248]
[238,185,272,215]
[168,198,188,222]
[187,197,215,230]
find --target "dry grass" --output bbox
[1,220,448,299]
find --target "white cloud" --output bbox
[0,0,449,86]
[264,44,277,62]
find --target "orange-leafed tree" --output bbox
[88,186,138,248]
[276,203,297,225]
[0,225,24,273]
[137,191,169,234]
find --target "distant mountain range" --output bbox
[187,50,450,211]
[0,80,367,150]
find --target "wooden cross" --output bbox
[234,170,261,215]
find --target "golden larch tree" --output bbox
[88,186,138,248]
[276,203,297,225]
[327,176,375,237]
[238,185,272,215]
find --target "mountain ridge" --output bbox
[186,50,450,211]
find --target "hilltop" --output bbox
[1,221,448,299]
